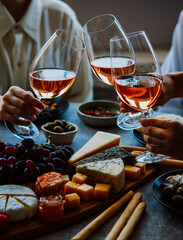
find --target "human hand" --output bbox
[0,86,45,126]
[140,118,183,159]
[117,73,174,113]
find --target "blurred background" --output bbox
[65,0,183,100]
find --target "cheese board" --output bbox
[0,146,159,240]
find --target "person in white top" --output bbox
[0,0,93,125]
[161,9,183,73]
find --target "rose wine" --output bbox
[114,75,163,111]
[91,57,135,85]
[29,69,76,98]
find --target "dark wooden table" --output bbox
[0,99,183,240]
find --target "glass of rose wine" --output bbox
[6,29,85,139]
[111,31,168,163]
[83,14,135,87]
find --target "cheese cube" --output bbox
[72,173,88,184]
[65,193,80,208]
[62,175,70,184]
[94,183,111,200]
[77,184,94,201]
[64,181,80,195]
[76,158,125,193]
[68,131,121,171]
[124,165,141,180]
[134,163,146,175]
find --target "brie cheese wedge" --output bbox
[0,184,38,222]
[0,195,7,214]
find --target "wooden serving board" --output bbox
[1,146,158,240]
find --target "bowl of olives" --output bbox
[41,120,78,145]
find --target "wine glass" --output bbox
[111,31,168,163]
[110,31,161,130]
[6,29,85,139]
[83,14,135,86]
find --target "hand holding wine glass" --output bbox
[5,29,85,139]
[0,86,44,126]
[111,31,169,163]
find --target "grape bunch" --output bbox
[0,139,74,185]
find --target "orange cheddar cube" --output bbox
[124,165,141,180]
[94,183,111,200]
[77,183,94,201]
[72,173,88,184]
[65,193,80,209]
[64,181,80,195]
[134,162,146,175]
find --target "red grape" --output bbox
[5,146,16,155]
[8,156,16,165]
[26,160,35,168]
[22,138,35,148]
[0,158,9,168]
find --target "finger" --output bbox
[143,134,165,147]
[145,143,165,155]
[15,91,45,109]
[119,101,138,113]
[3,95,41,117]
[5,104,38,121]
[2,112,31,126]
[141,126,166,139]
[117,96,121,102]
[9,87,44,110]
[140,118,168,129]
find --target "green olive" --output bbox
[45,123,54,131]
[53,126,64,133]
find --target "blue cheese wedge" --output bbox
[76,158,125,193]
[68,131,121,171]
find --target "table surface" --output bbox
[1,99,183,240]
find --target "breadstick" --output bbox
[131,151,143,157]
[71,190,134,240]
[156,159,183,168]
[116,202,146,240]
[105,192,142,240]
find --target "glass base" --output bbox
[136,150,169,164]
[5,121,39,139]
[117,108,153,130]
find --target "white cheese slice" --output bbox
[0,184,36,197]
[14,196,39,219]
[0,195,7,214]
[76,158,125,193]
[6,196,27,222]
[68,131,121,171]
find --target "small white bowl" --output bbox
[77,100,120,127]
[41,121,78,145]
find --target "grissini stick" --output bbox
[156,159,183,168]
[71,190,134,240]
[116,202,146,240]
[105,192,142,240]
